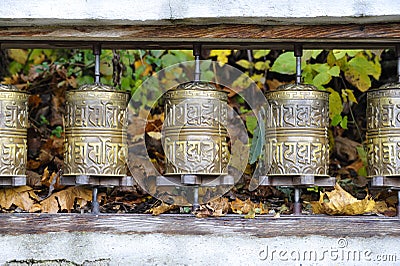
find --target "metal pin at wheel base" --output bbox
[0,85,28,186]
[61,83,132,186]
[157,81,233,187]
[367,82,400,188]
[260,83,335,187]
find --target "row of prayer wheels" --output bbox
[0,47,399,214]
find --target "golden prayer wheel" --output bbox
[367,82,400,187]
[0,84,28,186]
[63,84,129,184]
[263,83,330,185]
[163,82,229,177]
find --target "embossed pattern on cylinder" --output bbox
[63,84,129,177]
[265,84,330,177]
[0,84,28,177]
[367,83,400,178]
[163,82,229,175]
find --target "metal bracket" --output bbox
[259,175,336,187]
[156,175,235,187]
[0,176,26,186]
[60,175,134,187]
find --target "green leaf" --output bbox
[249,120,265,164]
[331,114,342,126]
[340,115,348,129]
[200,70,214,81]
[236,59,253,69]
[342,89,358,104]
[161,53,180,67]
[346,50,363,57]
[302,64,314,84]
[246,116,258,135]
[327,66,340,77]
[233,73,253,90]
[357,166,367,177]
[270,52,296,75]
[311,63,330,73]
[253,50,270,59]
[254,61,269,71]
[328,89,343,119]
[150,50,165,58]
[311,50,323,59]
[356,146,368,165]
[313,72,331,87]
[345,55,380,92]
[200,60,212,71]
[327,51,337,66]
[333,50,347,60]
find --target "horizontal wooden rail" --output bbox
[0,23,400,50]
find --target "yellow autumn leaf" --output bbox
[230,198,256,215]
[209,50,231,66]
[8,49,28,64]
[37,186,92,213]
[149,202,178,216]
[311,183,375,215]
[0,186,38,211]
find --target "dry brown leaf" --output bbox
[231,198,257,215]
[149,202,178,216]
[311,183,375,215]
[266,79,287,91]
[373,201,390,214]
[207,197,230,217]
[0,186,38,211]
[37,186,92,213]
[194,205,213,218]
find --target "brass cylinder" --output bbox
[63,84,129,178]
[163,82,229,176]
[0,84,28,181]
[265,84,330,178]
[367,83,400,178]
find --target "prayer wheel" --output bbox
[367,82,400,187]
[0,84,28,186]
[263,83,331,186]
[163,81,229,178]
[63,83,129,185]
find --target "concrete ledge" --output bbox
[0,214,399,265]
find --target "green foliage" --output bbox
[51,126,63,138]
[270,52,296,74]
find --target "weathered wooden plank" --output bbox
[0,214,398,237]
[0,23,400,50]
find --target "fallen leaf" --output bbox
[373,201,390,214]
[207,197,230,217]
[311,183,375,215]
[0,186,38,211]
[230,198,257,215]
[149,202,178,216]
[37,186,92,213]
